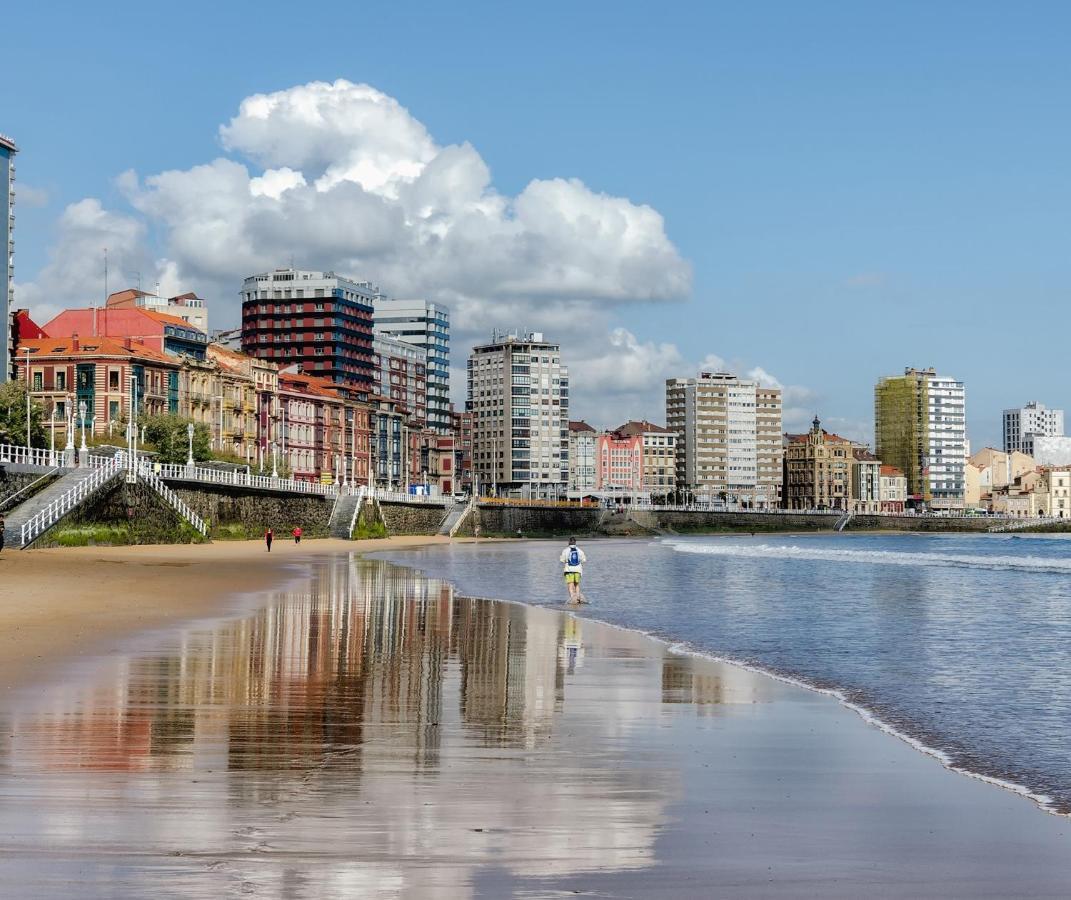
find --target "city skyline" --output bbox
[5,3,1071,444]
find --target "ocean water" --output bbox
[374,533,1071,814]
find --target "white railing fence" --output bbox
[373,489,445,505]
[347,486,367,536]
[20,455,124,546]
[0,443,66,469]
[153,462,339,497]
[136,464,209,537]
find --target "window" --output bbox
[109,370,120,389]
[32,372,42,391]
[109,401,119,420]
[56,371,66,390]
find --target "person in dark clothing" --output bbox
[265,528,273,552]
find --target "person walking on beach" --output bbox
[265,527,274,552]
[560,536,587,604]
[292,526,302,544]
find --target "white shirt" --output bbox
[560,545,587,573]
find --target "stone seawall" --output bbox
[378,501,448,536]
[456,504,602,538]
[847,514,1004,532]
[169,483,334,538]
[35,478,191,547]
[0,467,53,511]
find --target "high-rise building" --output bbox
[1003,401,1064,456]
[1,134,17,382]
[874,367,966,510]
[373,298,450,433]
[665,371,782,508]
[567,421,597,492]
[372,333,428,428]
[240,268,376,388]
[466,331,569,497]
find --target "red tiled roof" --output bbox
[568,420,596,433]
[16,336,175,364]
[880,465,905,476]
[145,310,205,331]
[613,419,670,436]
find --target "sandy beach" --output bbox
[0,537,451,691]
[0,542,1069,897]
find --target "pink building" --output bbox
[595,431,643,491]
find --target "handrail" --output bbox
[373,489,444,504]
[136,464,209,537]
[0,443,65,469]
[347,486,366,536]
[153,461,339,497]
[0,467,61,514]
[20,455,124,547]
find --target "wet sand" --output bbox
[0,547,1069,897]
[0,537,451,691]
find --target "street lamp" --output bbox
[271,441,278,479]
[187,422,195,469]
[23,346,31,452]
[78,400,88,456]
[48,403,57,465]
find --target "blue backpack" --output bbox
[568,546,580,567]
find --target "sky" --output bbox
[3,1,1071,447]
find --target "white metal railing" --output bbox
[20,455,124,546]
[347,486,367,536]
[373,489,445,504]
[0,443,66,469]
[153,462,339,497]
[136,464,209,537]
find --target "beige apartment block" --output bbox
[666,371,782,508]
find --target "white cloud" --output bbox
[32,78,691,334]
[13,198,159,324]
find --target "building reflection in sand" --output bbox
[0,557,756,896]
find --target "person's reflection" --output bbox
[559,616,584,675]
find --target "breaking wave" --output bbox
[664,540,1071,575]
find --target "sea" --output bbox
[374,532,1071,814]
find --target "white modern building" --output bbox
[372,333,428,427]
[1003,401,1064,456]
[1,134,16,381]
[467,331,569,498]
[373,298,451,433]
[567,420,597,492]
[665,371,782,508]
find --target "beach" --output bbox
[0,537,450,691]
[0,540,1069,897]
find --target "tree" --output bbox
[141,414,211,464]
[0,379,46,447]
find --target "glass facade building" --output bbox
[372,298,451,433]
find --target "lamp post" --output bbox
[49,403,57,465]
[23,346,31,452]
[78,400,88,458]
[186,422,195,469]
[271,442,278,479]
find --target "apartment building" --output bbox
[451,409,474,493]
[567,420,597,493]
[879,465,908,513]
[373,298,451,433]
[372,333,428,428]
[106,288,208,333]
[466,331,569,498]
[783,416,854,510]
[874,367,966,510]
[240,268,376,388]
[1003,402,1064,456]
[611,420,676,495]
[665,371,782,508]
[1,134,16,381]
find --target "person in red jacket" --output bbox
[292,526,302,544]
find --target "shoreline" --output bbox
[372,536,1071,819]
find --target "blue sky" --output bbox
[4,1,1071,444]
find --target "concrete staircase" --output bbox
[4,460,124,548]
[438,500,470,536]
[329,491,364,539]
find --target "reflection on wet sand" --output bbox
[0,557,754,898]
